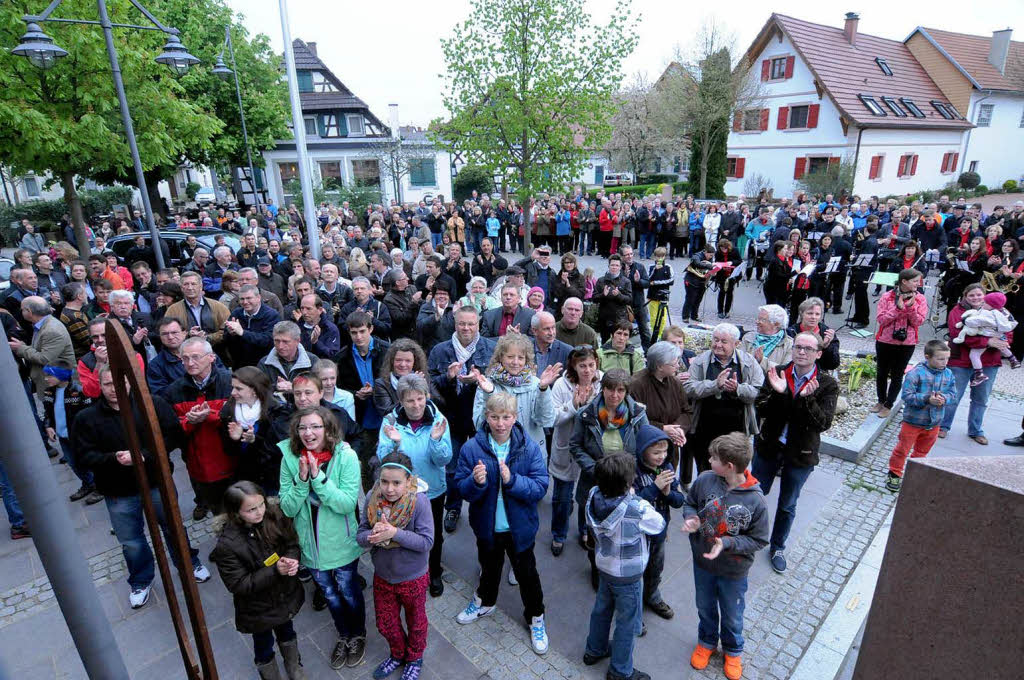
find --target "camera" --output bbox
[892,327,908,342]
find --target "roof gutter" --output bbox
[852,125,866,190]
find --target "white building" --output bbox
[905,27,1024,189]
[262,40,452,208]
[726,13,972,199]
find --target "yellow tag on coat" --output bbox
[263,553,280,567]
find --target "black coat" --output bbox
[219,400,292,492]
[209,519,304,634]
[787,320,841,371]
[754,363,838,467]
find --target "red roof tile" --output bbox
[916,27,1024,92]
[749,14,971,130]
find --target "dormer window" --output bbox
[875,57,893,76]
[900,98,925,118]
[931,101,955,120]
[881,97,906,117]
[858,94,886,116]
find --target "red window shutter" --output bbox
[794,158,807,179]
[735,158,746,179]
[897,155,907,176]
[910,154,919,176]
[733,113,742,132]
[940,153,948,173]
[807,104,820,128]
[951,153,959,172]
[761,59,770,81]
[784,56,795,79]
[828,157,840,173]
[777,106,789,130]
[760,109,769,131]
[869,155,881,179]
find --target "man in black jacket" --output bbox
[620,245,651,350]
[224,285,281,368]
[382,270,420,340]
[849,223,880,327]
[751,334,838,575]
[471,238,508,288]
[72,366,210,610]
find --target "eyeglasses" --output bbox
[181,354,209,364]
[793,345,820,353]
[298,424,324,433]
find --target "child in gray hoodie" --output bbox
[584,453,665,680]
[683,432,769,680]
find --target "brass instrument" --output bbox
[981,270,1021,294]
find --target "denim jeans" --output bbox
[430,232,443,248]
[940,365,998,437]
[693,563,748,655]
[577,230,593,256]
[252,620,296,665]
[639,232,657,259]
[550,477,584,544]
[59,437,94,487]
[310,559,366,638]
[585,576,643,678]
[751,452,814,552]
[0,459,26,529]
[106,488,201,589]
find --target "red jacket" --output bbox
[77,349,145,398]
[163,368,235,483]
[947,302,1013,369]
[598,208,617,233]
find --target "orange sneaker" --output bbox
[690,644,714,670]
[723,654,743,680]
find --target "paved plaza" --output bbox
[2,251,1023,680]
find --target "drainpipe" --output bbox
[852,126,866,194]
[959,94,990,174]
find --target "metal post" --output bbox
[278,0,321,260]
[225,27,261,216]
[97,0,165,270]
[0,333,130,679]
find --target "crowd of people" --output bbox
[1,186,1021,680]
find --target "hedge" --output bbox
[605,181,692,198]
[0,186,135,227]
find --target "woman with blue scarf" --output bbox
[740,304,794,374]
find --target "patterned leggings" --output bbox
[374,572,430,662]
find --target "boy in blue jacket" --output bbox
[886,340,956,492]
[632,424,685,622]
[453,392,551,655]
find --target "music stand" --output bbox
[835,254,878,336]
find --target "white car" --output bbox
[0,257,14,293]
[194,186,216,206]
[602,173,635,187]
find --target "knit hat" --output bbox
[528,286,545,302]
[43,365,73,382]
[984,292,1006,310]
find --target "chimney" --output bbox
[989,28,1012,74]
[307,41,317,56]
[844,12,859,45]
[388,103,400,140]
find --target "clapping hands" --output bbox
[368,516,398,545]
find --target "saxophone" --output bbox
[981,270,1021,294]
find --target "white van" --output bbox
[602,172,635,187]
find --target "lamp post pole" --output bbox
[223,27,261,216]
[95,0,164,269]
[278,0,321,260]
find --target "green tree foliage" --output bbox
[432,0,637,246]
[0,0,223,253]
[453,165,494,202]
[796,158,856,201]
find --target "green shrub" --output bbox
[185,182,201,200]
[637,174,677,185]
[957,171,980,189]
[1003,179,1018,192]
[453,165,495,202]
[974,185,989,195]
[0,185,135,228]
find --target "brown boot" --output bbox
[256,659,283,680]
[279,639,307,680]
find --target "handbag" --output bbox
[626,305,635,324]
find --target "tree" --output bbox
[606,73,681,179]
[365,134,438,204]
[796,157,856,201]
[0,0,223,255]
[453,164,495,202]
[655,22,761,198]
[432,0,638,248]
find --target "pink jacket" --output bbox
[875,290,928,346]
[946,303,1014,369]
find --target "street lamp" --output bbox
[212,26,262,216]
[12,0,202,270]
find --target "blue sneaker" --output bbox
[373,656,402,679]
[400,660,422,680]
[770,550,787,574]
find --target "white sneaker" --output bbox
[129,583,152,609]
[507,568,518,586]
[456,596,495,624]
[530,615,549,655]
[193,564,211,583]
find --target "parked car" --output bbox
[194,186,217,207]
[0,257,14,293]
[105,229,241,269]
[602,172,635,187]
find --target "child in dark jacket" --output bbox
[356,452,435,680]
[585,452,665,680]
[453,391,551,655]
[683,433,769,680]
[210,481,307,680]
[41,365,100,504]
[632,425,685,621]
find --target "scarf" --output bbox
[304,449,333,470]
[234,401,261,429]
[487,364,534,388]
[959,230,971,248]
[365,481,419,549]
[597,395,628,430]
[452,331,479,365]
[753,330,786,357]
[784,363,818,397]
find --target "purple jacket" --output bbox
[356,491,434,584]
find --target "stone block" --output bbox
[853,456,1024,680]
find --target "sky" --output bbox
[224,0,1023,128]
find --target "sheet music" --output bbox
[956,259,971,272]
[729,261,746,279]
[824,256,841,274]
[853,254,874,268]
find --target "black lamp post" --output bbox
[211,26,262,215]
[12,0,201,270]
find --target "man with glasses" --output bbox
[751,332,838,575]
[523,246,554,302]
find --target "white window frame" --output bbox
[303,116,317,136]
[346,115,365,137]
[23,175,40,198]
[976,103,994,127]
